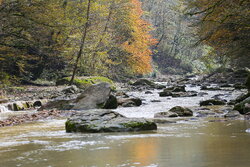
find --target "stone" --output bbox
[159,91,172,97]
[132,79,156,87]
[200,99,226,106]
[234,83,246,90]
[235,93,250,103]
[65,110,157,133]
[220,84,233,88]
[103,95,118,109]
[154,111,178,118]
[39,83,112,111]
[224,110,241,118]
[243,103,250,114]
[246,73,250,91]
[234,97,250,114]
[62,85,79,94]
[115,91,129,98]
[169,106,193,117]
[171,91,198,98]
[145,91,153,94]
[164,85,186,92]
[151,100,161,103]
[197,92,209,97]
[72,82,111,110]
[132,79,166,89]
[0,99,8,104]
[200,85,221,91]
[152,119,177,124]
[117,98,142,107]
[33,101,42,107]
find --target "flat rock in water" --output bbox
[65,110,157,133]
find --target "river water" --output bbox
[0,85,250,167]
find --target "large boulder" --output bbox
[200,99,226,106]
[72,82,111,110]
[39,83,116,110]
[65,110,157,133]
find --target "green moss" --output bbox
[65,120,76,132]
[122,121,147,128]
[57,76,115,89]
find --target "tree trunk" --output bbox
[69,0,91,85]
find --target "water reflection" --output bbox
[1,119,250,167]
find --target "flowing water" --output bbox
[0,85,250,167]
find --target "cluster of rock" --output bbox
[159,85,197,97]
[0,110,73,127]
[154,106,193,118]
[130,79,166,90]
[40,82,144,111]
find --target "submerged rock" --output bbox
[65,110,157,133]
[200,99,226,106]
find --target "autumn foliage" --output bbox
[187,0,250,68]
[122,0,157,74]
[0,0,157,83]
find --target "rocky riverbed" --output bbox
[0,74,250,167]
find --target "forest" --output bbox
[0,1,250,167]
[0,0,249,85]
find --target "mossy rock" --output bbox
[56,76,115,89]
[234,97,250,114]
[121,121,157,130]
[246,73,250,91]
[169,106,193,117]
[65,110,157,133]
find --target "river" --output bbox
[0,84,250,167]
